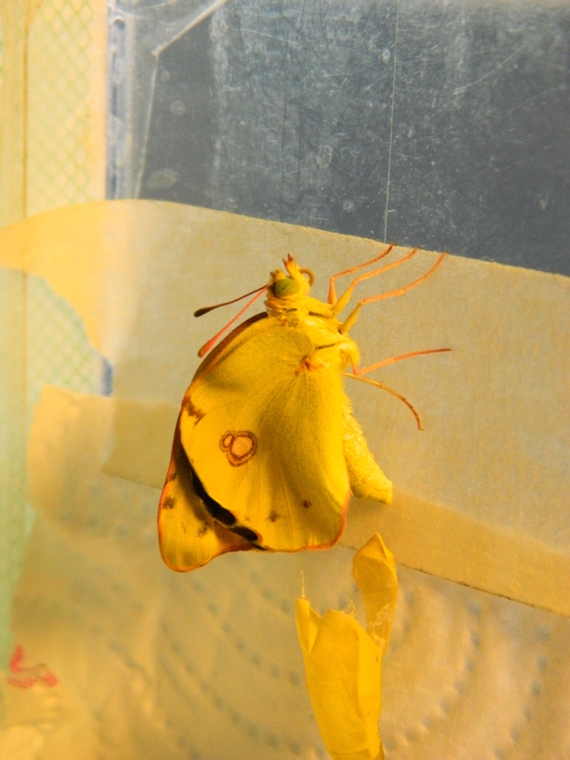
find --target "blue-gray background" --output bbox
[109,0,570,275]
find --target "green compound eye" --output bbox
[274,278,301,298]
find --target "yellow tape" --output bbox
[2,200,568,616]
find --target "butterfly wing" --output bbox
[180,317,351,553]
[158,419,254,571]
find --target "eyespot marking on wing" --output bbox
[220,431,258,466]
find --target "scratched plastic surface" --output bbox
[1,2,569,758]
[101,4,570,759]
[109,0,570,275]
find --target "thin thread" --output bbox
[383,0,400,242]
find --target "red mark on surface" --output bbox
[5,646,58,689]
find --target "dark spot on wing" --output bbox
[161,496,176,510]
[268,510,281,523]
[190,463,264,546]
[182,395,205,421]
[203,500,237,528]
[191,466,237,527]
[302,500,312,509]
[230,525,260,543]
[197,524,209,537]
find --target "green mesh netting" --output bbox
[0,270,109,668]
[27,0,96,215]
[0,0,103,671]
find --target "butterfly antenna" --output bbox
[197,286,268,357]
[194,285,267,317]
[360,253,446,306]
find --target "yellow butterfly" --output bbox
[158,246,448,571]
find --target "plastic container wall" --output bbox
[109,0,570,275]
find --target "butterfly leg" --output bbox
[355,347,452,377]
[327,243,395,303]
[298,338,361,374]
[338,253,446,332]
[345,347,452,429]
[346,373,423,429]
[332,248,420,317]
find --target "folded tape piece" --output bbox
[1,200,568,616]
[25,385,570,618]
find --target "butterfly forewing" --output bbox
[180,319,351,552]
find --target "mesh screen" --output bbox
[0,0,106,667]
[26,0,96,215]
[0,270,108,667]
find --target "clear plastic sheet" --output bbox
[1,0,569,757]
[110,0,570,276]
[0,200,569,758]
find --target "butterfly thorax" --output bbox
[265,268,360,372]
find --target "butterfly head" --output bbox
[268,255,315,301]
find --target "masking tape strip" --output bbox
[2,201,568,617]
[99,392,570,617]
[341,496,570,619]
[102,397,180,489]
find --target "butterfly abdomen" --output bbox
[342,400,392,504]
